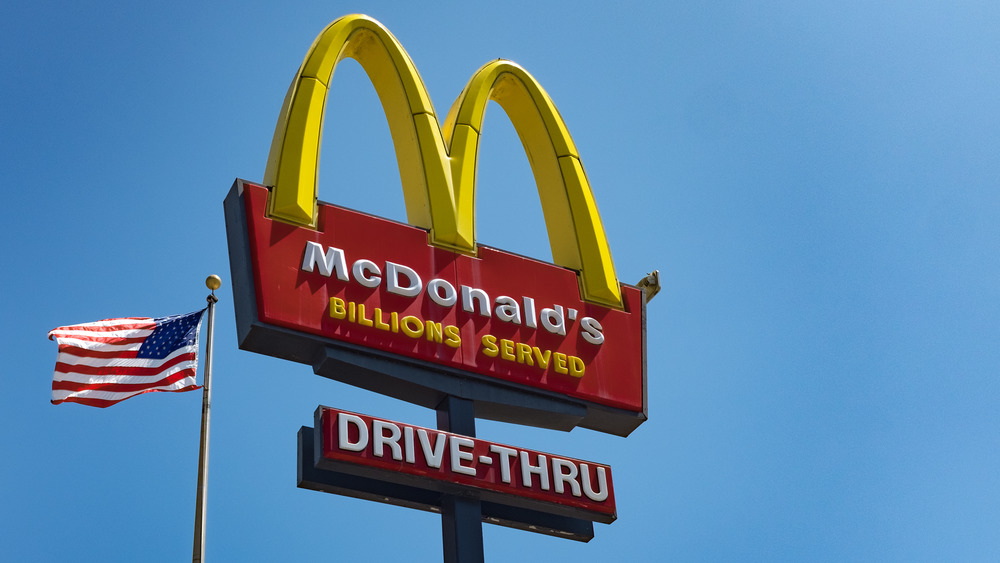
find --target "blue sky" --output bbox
[3,1,998,561]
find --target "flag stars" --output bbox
[138,311,204,359]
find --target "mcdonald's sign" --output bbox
[225,14,650,437]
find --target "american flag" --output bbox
[48,310,206,407]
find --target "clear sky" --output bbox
[3,1,998,561]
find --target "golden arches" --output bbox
[263,14,622,307]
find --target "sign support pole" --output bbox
[436,396,485,563]
[193,275,221,563]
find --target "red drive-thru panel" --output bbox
[316,407,616,522]
[241,182,644,414]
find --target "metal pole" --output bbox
[436,396,484,563]
[193,275,221,563]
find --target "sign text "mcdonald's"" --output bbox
[304,239,608,378]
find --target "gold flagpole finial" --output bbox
[205,275,222,292]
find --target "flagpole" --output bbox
[193,275,221,563]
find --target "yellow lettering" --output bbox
[444,325,461,348]
[358,304,374,327]
[500,338,515,361]
[516,343,533,365]
[325,299,583,377]
[373,308,391,331]
[329,297,346,319]
[401,315,424,338]
[553,352,568,374]
[481,334,499,357]
[532,347,551,369]
[425,320,443,343]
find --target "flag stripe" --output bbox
[48,318,154,334]
[48,310,205,408]
[56,347,141,360]
[53,337,148,351]
[53,368,197,393]
[53,370,195,388]
[50,332,150,343]
[51,382,201,408]
[53,359,196,382]
[54,349,195,375]
[49,326,154,338]
[52,317,151,327]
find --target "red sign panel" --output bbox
[317,407,616,522]
[240,182,644,413]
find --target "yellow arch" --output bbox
[263,14,621,307]
[443,61,620,307]
[262,14,466,249]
